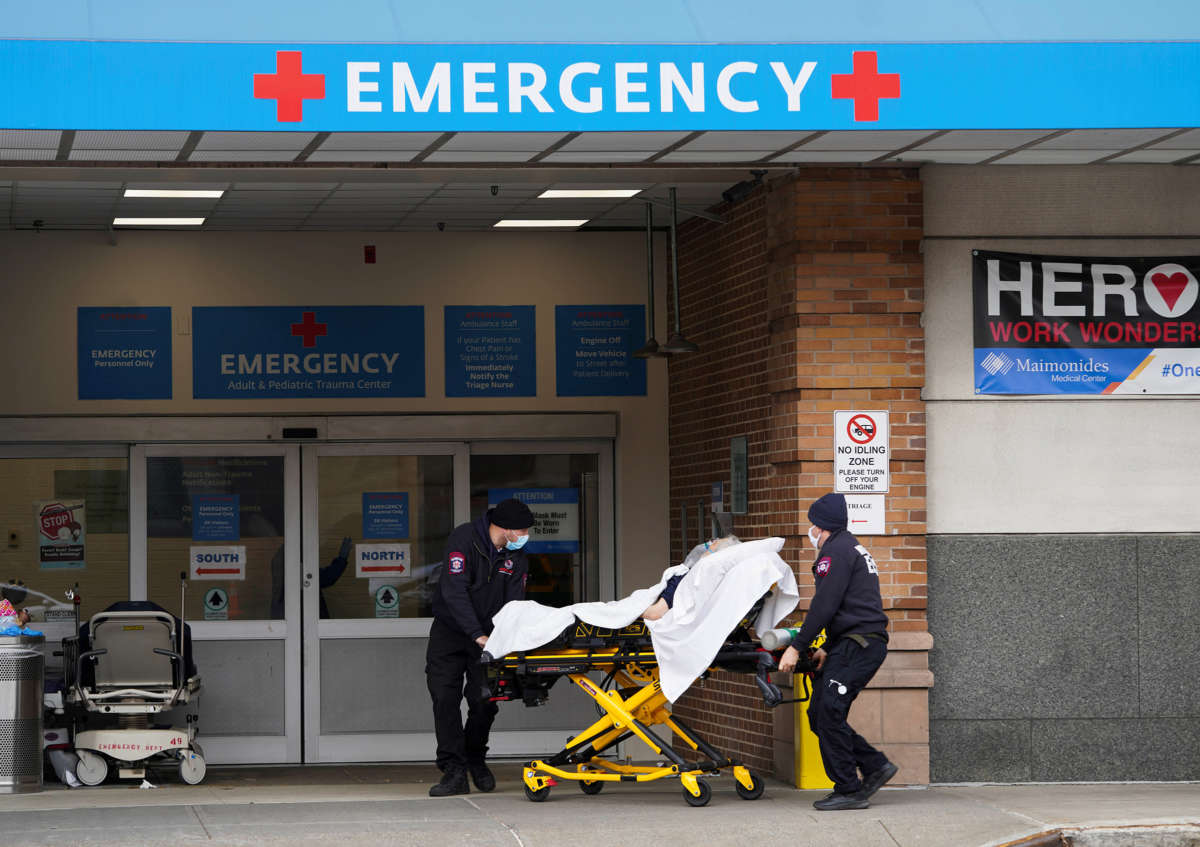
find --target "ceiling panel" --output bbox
[799,130,930,150]
[307,151,421,162]
[319,132,443,150]
[560,132,690,151]
[994,149,1117,164]
[0,149,56,160]
[74,131,190,150]
[1143,129,1200,149]
[189,150,307,162]
[1105,149,1200,163]
[914,130,1053,149]
[773,150,894,163]
[0,130,60,148]
[195,132,317,150]
[1034,129,1177,149]
[423,151,540,162]
[677,131,805,151]
[437,132,566,152]
[894,150,1006,164]
[70,150,180,161]
[660,150,778,162]
[541,151,658,163]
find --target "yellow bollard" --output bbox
[792,631,833,790]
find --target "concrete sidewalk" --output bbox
[3,764,1198,847]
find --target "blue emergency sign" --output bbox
[3,41,1200,132]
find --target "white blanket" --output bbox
[484,537,798,702]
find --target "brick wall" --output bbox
[668,167,927,776]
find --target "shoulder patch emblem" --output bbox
[499,558,514,575]
[448,553,465,575]
[815,557,832,576]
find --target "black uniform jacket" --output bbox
[791,529,888,651]
[430,510,528,641]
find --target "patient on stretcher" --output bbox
[483,535,798,702]
[641,535,740,621]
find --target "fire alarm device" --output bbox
[364,245,377,264]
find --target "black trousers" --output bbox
[425,618,499,772]
[806,636,890,794]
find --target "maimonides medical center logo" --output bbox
[250,49,901,123]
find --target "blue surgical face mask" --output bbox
[505,532,529,551]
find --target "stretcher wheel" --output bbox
[179,743,207,785]
[75,749,108,786]
[683,778,711,807]
[524,783,551,802]
[735,771,765,800]
[579,777,604,795]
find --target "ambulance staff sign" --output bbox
[834,411,889,494]
[973,251,1200,394]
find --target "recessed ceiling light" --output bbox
[538,189,643,199]
[123,189,225,199]
[113,217,206,226]
[494,219,588,229]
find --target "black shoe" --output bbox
[861,761,899,798]
[468,762,496,793]
[813,790,870,811]
[428,768,470,797]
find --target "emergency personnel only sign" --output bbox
[834,411,889,494]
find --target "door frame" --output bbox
[300,440,469,763]
[131,442,302,764]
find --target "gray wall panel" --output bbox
[930,533,1199,782]
[929,535,1138,721]
[1032,719,1200,782]
[193,640,286,735]
[1137,536,1200,718]
[930,720,1031,783]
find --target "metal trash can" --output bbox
[0,633,45,794]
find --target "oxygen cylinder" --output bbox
[760,627,801,651]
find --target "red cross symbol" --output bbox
[291,311,327,348]
[831,51,901,122]
[254,51,325,122]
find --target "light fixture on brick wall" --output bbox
[633,202,665,359]
[657,186,699,355]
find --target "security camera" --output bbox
[436,221,446,232]
[490,185,499,196]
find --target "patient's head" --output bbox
[681,534,741,569]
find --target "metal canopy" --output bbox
[2,128,1198,232]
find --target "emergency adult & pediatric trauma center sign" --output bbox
[974,251,1200,394]
[5,42,1200,131]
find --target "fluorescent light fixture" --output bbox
[113,217,206,226]
[123,189,225,199]
[538,189,643,199]
[494,219,588,229]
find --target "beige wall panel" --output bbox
[0,231,670,597]
[922,165,1200,533]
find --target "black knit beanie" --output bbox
[491,498,535,530]
[807,492,848,532]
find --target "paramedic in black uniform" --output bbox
[779,492,899,811]
[425,497,534,797]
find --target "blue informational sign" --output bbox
[5,41,1200,132]
[77,307,172,400]
[191,494,240,541]
[193,306,425,398]
[555,305,647,397]
[362,492,410,539]
[488,488,580,554]
[444,306,536,397]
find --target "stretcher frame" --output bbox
[485,620,811,807]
